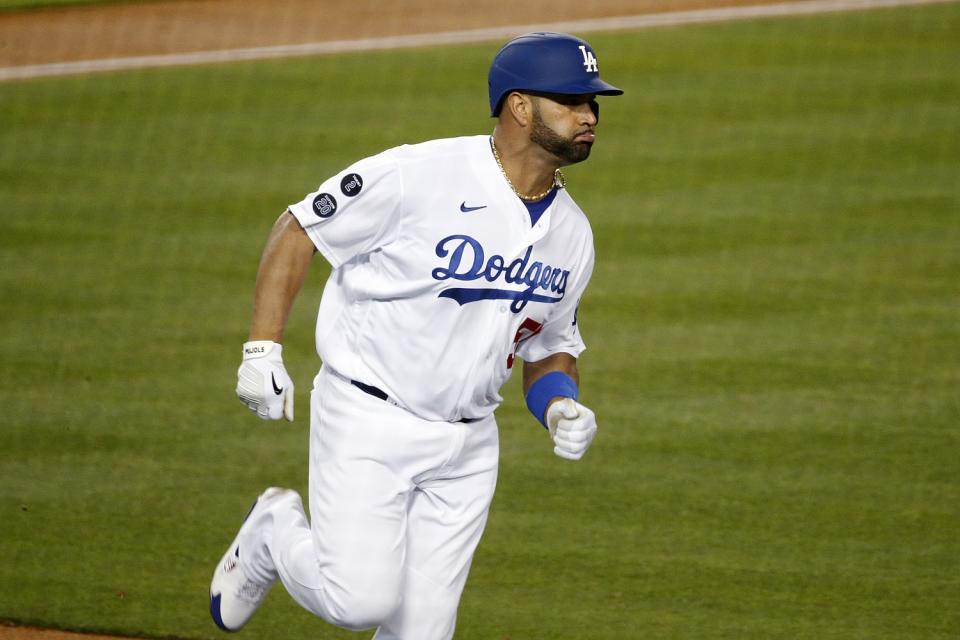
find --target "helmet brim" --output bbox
[574,77,624,97]
[491,78,623,116]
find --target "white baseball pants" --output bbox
[241,366,499,639]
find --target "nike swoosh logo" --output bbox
[271,373,283,396]
[460,202,487,213]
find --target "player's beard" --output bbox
[530,103,593,165]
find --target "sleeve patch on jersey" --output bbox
[312,193,338,218]
[340,173,364,197]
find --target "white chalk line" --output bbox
[1,0,956,81]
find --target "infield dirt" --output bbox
[0,0,795,68]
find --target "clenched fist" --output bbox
[545,398,597,461]
[236,341,294,421]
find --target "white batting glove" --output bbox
[546,398,597,461]
[236,340,294,421]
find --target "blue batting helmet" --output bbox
[488,32,623,117]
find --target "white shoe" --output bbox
[209,487,295,631]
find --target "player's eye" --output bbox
[554,94,596,107]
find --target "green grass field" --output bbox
[1,3,958,639]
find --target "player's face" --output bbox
[528,93,598,166]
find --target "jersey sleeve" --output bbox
[288,150,403,269]
[516,242,595,363]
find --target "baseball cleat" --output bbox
[209,487,294,631]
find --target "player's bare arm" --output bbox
[523,352,598,461]
[234,211,314,422]
[248,211,316,343]
[522,352,579,395]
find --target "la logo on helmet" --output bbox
[578,45,599,72]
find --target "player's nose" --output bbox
[578,101,598,127]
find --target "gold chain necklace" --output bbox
[490,137,566,202]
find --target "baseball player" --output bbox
[210,32,622,639]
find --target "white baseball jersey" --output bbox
[288,135,595,422]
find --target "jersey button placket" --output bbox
[458,302,501,420]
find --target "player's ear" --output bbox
[504,92,532,127]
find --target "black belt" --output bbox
[349,379,482,424]
[349,379,390,402]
